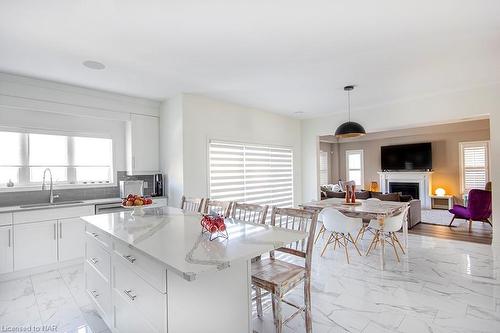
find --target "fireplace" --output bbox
[389,182,420,199]
[378,171,432,208]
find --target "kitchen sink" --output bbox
[20,201,85,208]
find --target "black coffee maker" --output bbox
[152,173,164,197]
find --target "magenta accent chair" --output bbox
[448,189,492,231]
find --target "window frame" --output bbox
[0,126,115,191]
[207,139,294,208]
[345,149,364,187]
[459,140,490,194]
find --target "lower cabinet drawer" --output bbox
[85,263,111,321]
[113,258,167,332]
[114,240,167,293]
[86,222,112,249]
[113,289,158,333]
[86,235,111,281]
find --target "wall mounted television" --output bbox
[381,142,432,171]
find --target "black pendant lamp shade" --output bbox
[335,85,366,138]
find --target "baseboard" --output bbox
[0,258,83,282]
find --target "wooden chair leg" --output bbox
[366,231,379,256]
[355,226,364,243]
[392,232,406,254]
[448,216,456,227]
[304,276,312,333]
[348,233,362,256]
[333,233,339,250]
[389,233,400,262]
[342,235,350,264]
[320,233,333,257]
[272,293,283,333]
[469,219,472,232]
[255,286,263,318]
[314,224,325,244]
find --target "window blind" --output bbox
[209,141,293,207]
[460,141,489,192]
[319,151,329,185]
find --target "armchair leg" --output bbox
[349,233,362,256]
[342,235,350,264]
[320,233,334,257]
[469,219,472,232]
[314,224,325,244]
[366,231,379,256]
[448,216,456,227]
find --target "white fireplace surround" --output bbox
[378,171,433,209]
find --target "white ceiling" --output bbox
[1,0,499,118]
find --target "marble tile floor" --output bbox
[0,265,109,333]
[2,232,500,333]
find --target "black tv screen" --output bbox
[381,143,432,171]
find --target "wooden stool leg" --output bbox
[272,293,283,333]
[304,276,312,333]
[255,286,263,318]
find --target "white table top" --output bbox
[81,207,307,281]
[301,198,406,218]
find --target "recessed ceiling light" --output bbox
[83,60,106,70]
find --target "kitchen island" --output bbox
[81,206,307,333]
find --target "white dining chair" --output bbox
[358,197,382,239]
[319,207,363,263]
[365,205,409,262]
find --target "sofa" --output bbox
[320,188,421,228]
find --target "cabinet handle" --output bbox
[91,290,99,298]
[8,229,11,247]
[124,289,137,301]
[90,257,99,265]
[53,223,56,240]
[91,232,99,238]
[123,255,136,264]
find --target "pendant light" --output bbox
[334,85,366,138]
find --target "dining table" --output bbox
[300,198,408,269]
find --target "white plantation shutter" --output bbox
[209,141,293,207]
[319,151,329,185]
[460,141,489,193]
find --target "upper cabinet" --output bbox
[126,114,160,174]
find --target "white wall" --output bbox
[160,93,302,207]
[0,72,161,178]
[302,83,500,244]
[159,95,184,206]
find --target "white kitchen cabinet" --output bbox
[58,217,85,262]
[14,220,58,271]
[0,225,14,274]
[126,114,160,174]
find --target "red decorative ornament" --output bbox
[201,214,228,241]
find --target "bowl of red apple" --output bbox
[122,195,153,215]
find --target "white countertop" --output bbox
[81,207,307,281]
[0,197,167,213]
[0,197,122,213]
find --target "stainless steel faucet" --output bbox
[42,168,59,204]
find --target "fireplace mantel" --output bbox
[377,171,433,209]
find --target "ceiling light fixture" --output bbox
[334,85,366,138]
[83,60,106,70]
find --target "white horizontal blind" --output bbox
[460,141,489,193]
[319,151,329,185]
[209,141,293,207]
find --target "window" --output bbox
[319,151,329,185]
[0,129,113,187]
[460,141,489,193]
[346,150,364,187]
[209,140,293,207]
